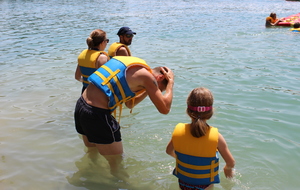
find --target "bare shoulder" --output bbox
[126,66,155,91]
[116,46,129,56]
[218,133,228,149]
[218,133,225,142]
[96,54,109,68]
[127,66,152,78]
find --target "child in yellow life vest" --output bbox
[166,87,235,190]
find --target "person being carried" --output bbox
[108,26,136,57]
[265,12,283,27]
[74,56,174,179]
[290,22,300,32]
[75,29,110,93]
[166,87,235,190]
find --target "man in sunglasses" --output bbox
[108,26,136,57]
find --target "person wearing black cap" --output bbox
[108,26,136,57]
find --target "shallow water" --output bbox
[0,0,300,189]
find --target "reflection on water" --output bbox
[66,148,129,190]
[66,147,177,190]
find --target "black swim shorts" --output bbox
[74,96,121,144]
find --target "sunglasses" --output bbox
[105,39,109,43]
[125,34,133,38]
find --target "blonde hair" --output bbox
[86,29,106,49]
[186,87,214,138]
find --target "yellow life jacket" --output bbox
[108,42,131,57]
[172,123,220,185]
[290,28,300,32]
[78,49,109,87]
[88,56,151,122]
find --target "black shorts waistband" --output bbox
[79,96,111,114]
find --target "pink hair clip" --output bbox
[188,105,212,112]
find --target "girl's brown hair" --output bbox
[186,87,214,138]
[86,29,106,49]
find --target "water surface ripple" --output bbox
[0,0,299,189]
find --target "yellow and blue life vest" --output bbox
[108,42,131,58]
[88,56,151,112]
[78,49,109,87]
[290,28,300,32]
[172,123,220,185]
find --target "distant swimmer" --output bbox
[108,26,136,58]
[290,22,300,32]
[166,87,235,190]
[265,12,284,27]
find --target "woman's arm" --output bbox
[75,65,83,82]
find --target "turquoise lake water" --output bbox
[0,0,299,189]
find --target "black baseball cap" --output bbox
[117,27,136,36]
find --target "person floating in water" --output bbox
[166,87,235,190]
[290,22,300,32]
[265,12,283,27]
